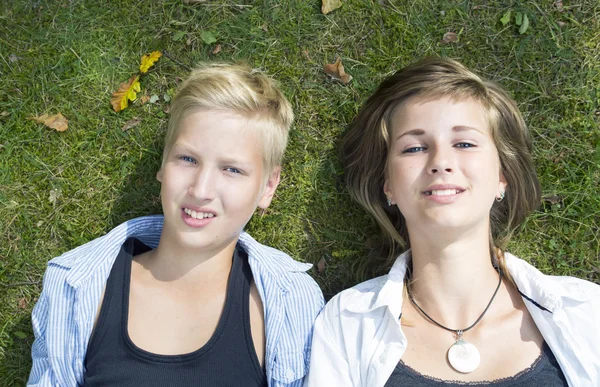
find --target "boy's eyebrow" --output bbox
[452,125,484,135]
[171,143,254,166]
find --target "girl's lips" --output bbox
[181,209,215,228]
[422,189,464,203]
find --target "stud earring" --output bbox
[387,198,392,207]
[496,190,505,202]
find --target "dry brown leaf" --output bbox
[441,32,459,43]
[555,0,564,11]
[139,95,151,105]
[17,297,28,310]
[28,113,68,132]
[212,44,222,54]
[322,0,342,14]
[111,75,141,112]
[323,57,353,84]
[543,194,562,205]
[122,117,142,132]
[317,257,327,273]
[301,49,311,61]
[557,21,566,27]
[260,23,268,32]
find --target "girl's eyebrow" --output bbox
[452,125,484,135]
[395,125,484,141]
[395,128,425,141]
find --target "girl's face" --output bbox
[384,97,506,236]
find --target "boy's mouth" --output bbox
[183,208,215,220]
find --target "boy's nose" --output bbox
[187,168,216,200]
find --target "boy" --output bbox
[29,63,324,386]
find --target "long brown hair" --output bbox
[343,57,541,279]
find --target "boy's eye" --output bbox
[455,142,475,149]
[403,146,426,154]
[225,167,242,174]
[178,155,196,163]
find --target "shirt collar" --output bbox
[505,252,594,312]
[341,250,411,319]
[57,215,311,289]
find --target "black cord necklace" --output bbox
[405,269,503,374]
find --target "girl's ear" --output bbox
[156,168,163,183]
[258,167,281,209]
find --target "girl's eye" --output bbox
[455,142,475,149]
[225,167,242,174]
[403,146,426,154]
[178,155,196,163]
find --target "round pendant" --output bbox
[447,339,480,373]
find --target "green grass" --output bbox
[1,0,599,384]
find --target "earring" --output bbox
[496,190,505,202]
[387,198,392,206]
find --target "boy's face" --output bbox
[157,109,280,253]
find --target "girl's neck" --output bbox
[406,230,501,328]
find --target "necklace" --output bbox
[406,270,502,374]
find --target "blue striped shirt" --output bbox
[28,215,324,386]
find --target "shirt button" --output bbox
[285,368,295,380]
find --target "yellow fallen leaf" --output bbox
[322,0,342,14]
[111,75,141,112]
[323,57,352,84]
[28,113,68,132]
[139,50,162,74]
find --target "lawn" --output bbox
[1,0,599,384]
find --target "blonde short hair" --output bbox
[343,57,541,276]
[162,63,294,173]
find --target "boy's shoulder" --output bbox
[46,216,163,283]
[238,231,324,301]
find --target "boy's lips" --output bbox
[181,206,216,228]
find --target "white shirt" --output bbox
[304,251,600,387]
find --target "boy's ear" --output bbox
[257,166,281,209]
[156,168,163,183]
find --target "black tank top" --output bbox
[384,342,568,386]
[83,237,267,386]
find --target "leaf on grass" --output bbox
[17,297,28,310]
[150,95,160,104]
[200,31,217,44]
[9,54,20,63]
[519,14,530,34]
[317,257,327,273]
[139,95,151,105]
[48,188,61,205]
[515,12,523,26]
[543,194,562,205]
[173,31,186,41]
[111,75,141,112]
[500,10,511,26]
[122,117,142,132]
[555,0,564,12]
[212,44,222,54]
[14,331,27,339]
[28,113,68,132]
[139,50,162,74]
[441,32,459,43]
[322,0,342,14]
[323,57,352,84]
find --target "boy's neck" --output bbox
[134,232,239,284]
